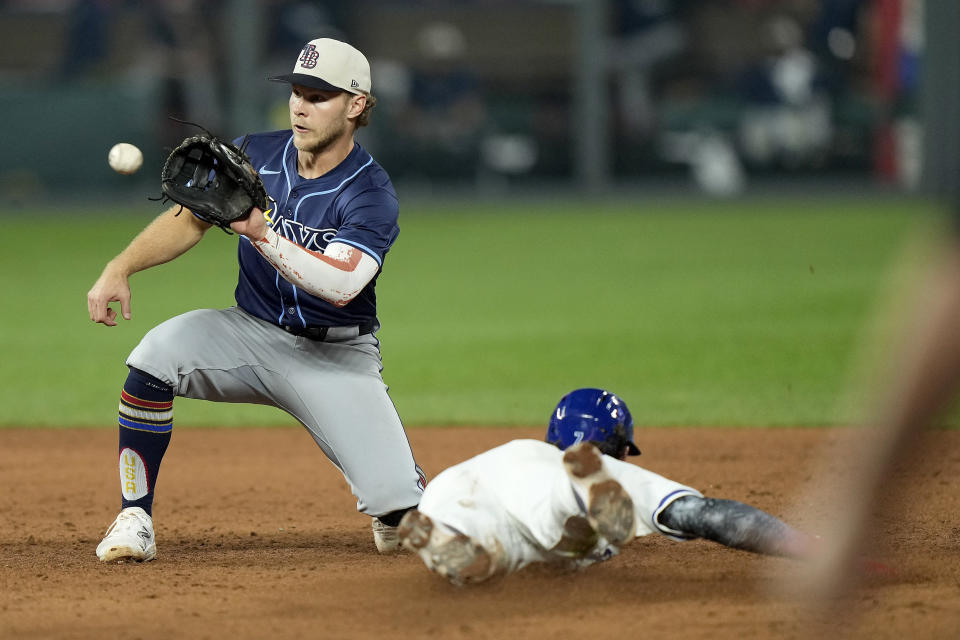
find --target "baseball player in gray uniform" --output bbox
[87,38,424,562]
[399,389,817,585]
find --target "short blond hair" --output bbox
[356,92,376,127]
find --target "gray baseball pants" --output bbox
[126,306,424,516]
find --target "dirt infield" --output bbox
[1,426,957,639]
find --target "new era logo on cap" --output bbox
[269,38,371,95]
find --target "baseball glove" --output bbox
[160,132,269,231]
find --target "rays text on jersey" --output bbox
[268,215,337,252]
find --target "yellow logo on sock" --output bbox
[119,448,148,501]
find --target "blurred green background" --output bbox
[0,197,942,429]
[0,3,943,431]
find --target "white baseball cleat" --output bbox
[562,442,636,546]
[371,517,401,553]
[398,510,501,586]
[96,507,157,563]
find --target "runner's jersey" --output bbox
[232,131,398,328]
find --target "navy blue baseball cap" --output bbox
[269,38,371,94]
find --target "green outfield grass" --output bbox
[0,197,945,428]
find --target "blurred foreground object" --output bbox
[789,0,960,624]
[792,237,960,609]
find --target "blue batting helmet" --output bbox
[546,388,641,458]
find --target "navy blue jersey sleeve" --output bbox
[332,189,399,267]
[232,135,398,328]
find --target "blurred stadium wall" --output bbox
[0,0,924,204]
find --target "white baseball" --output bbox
[108,143,143,174]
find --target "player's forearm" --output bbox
[250,227,377,307]
[658,496,815,559]
[110,206,210,276]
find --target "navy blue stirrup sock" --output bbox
[117,367,174,516]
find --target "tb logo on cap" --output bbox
[299,44,320,69]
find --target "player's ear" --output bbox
[347,93,366,118]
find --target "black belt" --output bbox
[281,321,376,341]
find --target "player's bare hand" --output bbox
[87,263,132,326]
[230,207,269,240]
